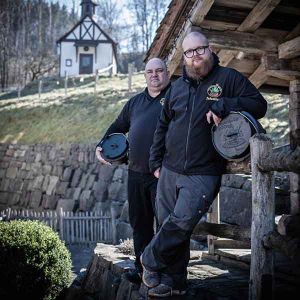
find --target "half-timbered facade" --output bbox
[57,0,117,77]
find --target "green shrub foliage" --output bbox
[0,220,72,300]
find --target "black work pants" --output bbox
[128,169,158,269]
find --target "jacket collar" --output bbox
[144,82,171,101]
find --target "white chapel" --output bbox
[57,0,117,77]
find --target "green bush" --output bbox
[0,220,72,300]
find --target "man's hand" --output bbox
[95,146,111,165]
[154,168,160,179]
[206,110,222,126]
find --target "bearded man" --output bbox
[140,31,267,297]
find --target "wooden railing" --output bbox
[192,79,300,300]
[0,207,113,244]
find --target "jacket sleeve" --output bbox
[149,88,173,173]
[210,69,267,119]
[96,100,131,148]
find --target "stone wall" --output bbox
[0,143,290,240]
[0,143,131,242]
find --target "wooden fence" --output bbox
[0,207,113,244]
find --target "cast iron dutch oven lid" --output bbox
[211,111,265,161]
[100,133,129,163]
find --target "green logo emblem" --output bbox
[207,84,222,98]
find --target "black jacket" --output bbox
[97,85,170,174]
[149,54,267,175]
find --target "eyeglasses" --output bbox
[183,46,209,58]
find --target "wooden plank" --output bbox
[213,238,251,249]
[218,49,238,66]
[249,63,269,88]
[193,222,251,241]
[283,23,300,42]
[279,36,300,59]
[215,248,251,263]
[249,134,275,300]
[228,58,260,74]
[237,0,281,33]
[192,26,278,54]
[214,0,256,9]
[200,19,239,31]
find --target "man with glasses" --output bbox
[140,31,267,297]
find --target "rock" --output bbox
[98,165,115,182]
[71,169,82,187]
[0,192,9,204]
[93,181,108,202]
[56,199,75,211]
[119,201,129,223]
[32,175,44,190]
[63,167,73,181]
[79,190,93,211]
[46,176,59,195]
[219,187,252,227]
[6,167,18,179]
[86,174,96,190]
[108,181,123,200]
[116,221,133,243]
[42,194,58,209]
[56,181,69,196]
[221,174,249,189]
[29,190,42,208]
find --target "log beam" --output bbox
[279,36,300,60]
[263,231,300,265]
[258,146,300,173]
[289,80,300,214]
[237,0,281,33]
[193,222,251,242]
[249,134,275,300]
[249,63,269,88]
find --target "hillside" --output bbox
[0,73,289,146]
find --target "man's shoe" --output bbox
[148,284,187,298]
[123,268,142,284]
[140,255,160,288]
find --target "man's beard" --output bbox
[185,55,214,80]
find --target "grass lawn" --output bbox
[0,73,289,147]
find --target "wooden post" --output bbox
[64,71,68,96]
[38,79,42,99]
[249,134,275,300]
[94,71,99,96]
[59,207,64,240]
[128,63,133,91]
[289,80,300,214]
[207,194,220,255]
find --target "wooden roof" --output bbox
[145,0,300,93]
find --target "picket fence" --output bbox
[0,207,112,244]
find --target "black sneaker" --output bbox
[140,254,160,288]
[148,284,187,298]
[123,268,142,284]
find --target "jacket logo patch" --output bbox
[207,84,222,101]
[160,98,165,106]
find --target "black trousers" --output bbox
[127,169,158,269]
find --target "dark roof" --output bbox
[145,0,300,93]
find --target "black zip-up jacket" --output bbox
[97,85,170,174]
[149,54,267,175]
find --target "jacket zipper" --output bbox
[184,92,196,170]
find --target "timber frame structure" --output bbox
[145,0,300,299]
[145,0,300,94]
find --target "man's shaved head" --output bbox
[144,57,169,97]
[182,32,209,51]
[145,58,167,71]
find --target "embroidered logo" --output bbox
[206,84,222,101]
[160,98,165,106]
